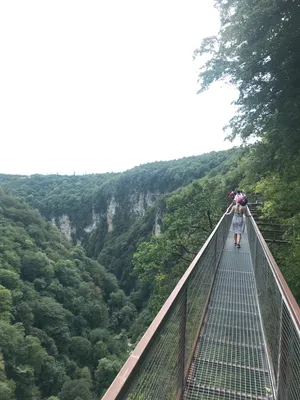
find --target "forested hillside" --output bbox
[1,145,299,399]
[0,191,135,399]
[0,149,242,295]
[0,149,247,399]
[1,0,300,398]
[0,149,237,241]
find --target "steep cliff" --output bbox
[0,148,242,295]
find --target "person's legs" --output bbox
[233,233,237,244]
[237,234,241,248]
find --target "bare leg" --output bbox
[233,233,237,244]
[237,234,241,248]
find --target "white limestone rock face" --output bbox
[84,208,100,233]
[154,211,161,236]
[58,215,74,241]
[53,191,158,239]
[131,191,155,217]
[145,191,155,209]
[107,197,117,232]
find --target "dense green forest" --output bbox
[0,149,241,297]
[1,0,300,398]
[0,149,235,240]
[0,191,135,399]
[0,150,246,399]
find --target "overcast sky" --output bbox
[0,1,238,175]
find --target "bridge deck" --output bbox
[184,229,274,400]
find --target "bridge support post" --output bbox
[177,287,187,400]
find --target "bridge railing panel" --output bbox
[247,215,300,399]
[277,301,300,399]
[122,293,184,400]
[102,210,232,400]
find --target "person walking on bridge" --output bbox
[226,197,250,248]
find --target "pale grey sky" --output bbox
[0,1,238,175]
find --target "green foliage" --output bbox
[59,378,95,400]
[254,171,300,302]
[0,285,13,321]
[0,150,240,299]
[69,337,92,366]
[197,0,300,163]
[1,137,298,400]
[0,352,16,400]
[1,5,300,394]
[95,357,123,395]
[0,191,133,398]
[133,180,226,314]
[21,251,53,283]
[197,0,300,305]
[0,151,235,244]
[0,269,21,290]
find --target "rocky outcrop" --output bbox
[107,197,117,232]
[131,191,155,217]
[84,207,100,233]
[51,215,76,241]
[58,215,74,241]
[154,211,161,236]
[54,191,158,239]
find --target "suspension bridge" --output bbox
[103,204,300,400]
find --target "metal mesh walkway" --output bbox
[184,230,274,400]
[103,209,300,400]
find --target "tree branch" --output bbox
[173,253,193,263]
[206,209,213,230]
[174,243,197,256]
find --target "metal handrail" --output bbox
[103,205,299,400]
[247,208,300,330]
[246,209,300,399]
[102,206,232,399]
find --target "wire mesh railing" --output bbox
[102,210,232,400]
[247,213,300,399]
[103,206,299,400]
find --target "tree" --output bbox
[0,352,15,400]
[59,378,95,400]
[69,337,92,366]
[0,270,21,290]
[95,358,122,395]
[0,285,12,322]
[133,180,224,313]
[196,0,300,166]
[0,190,137,398]
[93,341,109,363]
[21,251,53,283]
[0,321,47,399]
[37,356,66,397]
